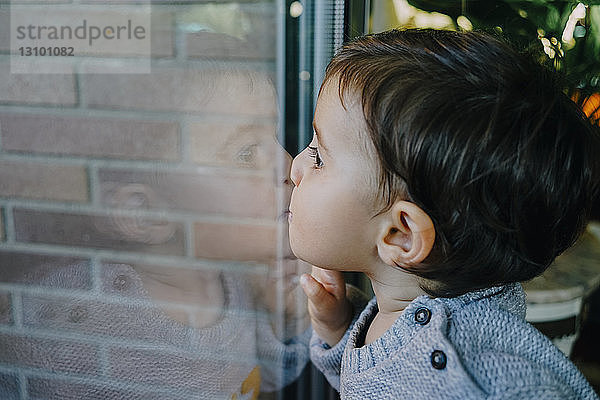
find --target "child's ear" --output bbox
[377,201,435,268]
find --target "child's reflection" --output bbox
[92,139,309,398]
[11,66,309,399]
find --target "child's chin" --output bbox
[288,230,321,266]
[287,239,306,263]
[288,246,301,260]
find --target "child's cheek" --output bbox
[288,193,324,259]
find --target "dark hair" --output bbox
[324,29,600,297]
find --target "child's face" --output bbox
[288,80,381,271]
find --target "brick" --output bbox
[80,0,257,3]
[0,160,88,202]
[22,294,187,342]
[106,346,255,395]
[101,261,261,320]
[0,62,76,106]
[180,3,275,60]
[237,4,277,59]
[0,333,99,375]
[0,372,19,400]
[185,32,274,60]
[149,11,175,58]
[189,121,279,169]
[0,113,179,161]
[194,222,277,262]
[13,209,185,255]
[1,0,70,3]
[0,291,12,324]
[83,67,276,115]
[98,168,277,219]
[0,9,9,53]
[0,252,91,289]
[99,262,237,326]
[28,377,170,400]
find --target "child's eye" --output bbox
[307,146,323,168]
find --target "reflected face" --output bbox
[288,80,380,271]
[201,71,295,263]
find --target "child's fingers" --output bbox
[300,272,353,344]
[299,273,326,299]
[300,273,338,310]
[310,266,346,300]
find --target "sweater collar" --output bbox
[343,283,526,374]
[440,282,526,319]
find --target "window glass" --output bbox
[0,2,310,399]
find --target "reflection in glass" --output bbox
[0,3,309,399]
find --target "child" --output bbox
[290,28,600,398]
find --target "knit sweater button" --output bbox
[68,305,88,323]
[113,274,130,291]
[431,350,447,370]
[414,307,431,325]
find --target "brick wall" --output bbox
[0,2,307,399]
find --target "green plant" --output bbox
[407,0,600,122]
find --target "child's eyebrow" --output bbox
[312,122,330,153]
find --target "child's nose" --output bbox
[290,154,303,187]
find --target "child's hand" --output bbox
[300,266,353,347]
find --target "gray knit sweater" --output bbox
[311,283,598,399]
[2,263,309,399]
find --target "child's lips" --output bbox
[280,209,292,222]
